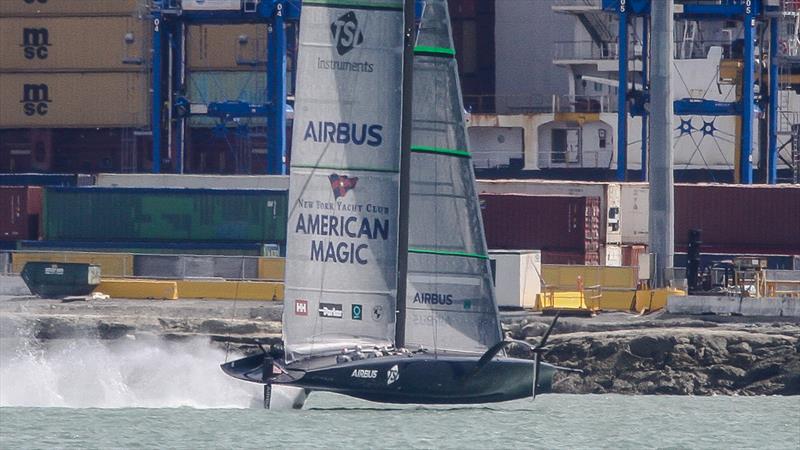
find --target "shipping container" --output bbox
[0,0,141,16]
[188,24,268,70]
[96,173,289,190]
[0,186,41,241]
[0,72,149,128]
[481,194,601,265]
[0,173,92,187]
[478,179,621,245]
[619,183,649,244]
[0,17,149,72]
[675,184,800,255]
[43,187,288,243]
[621,244,647,269]
[16,240,269,256]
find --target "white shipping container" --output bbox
[620,183,649,244]
[489,250,542,309]
[603,244,622,267]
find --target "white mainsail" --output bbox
[283,0,405,362]
[404,0,504,354]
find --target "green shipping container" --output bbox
[43,187,288,243]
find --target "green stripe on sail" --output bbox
[411,145,471,158]
[292,164,399,174]
[414,46,456,57]
[303,0,403,10]
[408,248,489,260]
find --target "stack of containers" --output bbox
[0,0,150,172]
[477,180,619,265]
[480,194,602,265]
[185,23,270,173]
[0,186,42,247]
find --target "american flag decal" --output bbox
[329,173,358,199]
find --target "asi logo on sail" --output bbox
[331,11,364,56]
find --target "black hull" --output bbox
[222,353,556,405]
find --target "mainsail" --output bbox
[283,0,405,362]
[404,0,504,354]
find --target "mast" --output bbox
[395,0,415,348]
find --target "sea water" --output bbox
[0,337,798,449]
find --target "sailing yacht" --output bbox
[222,0,575,408]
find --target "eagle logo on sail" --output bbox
[329,173,358,199]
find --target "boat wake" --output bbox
[0,331,261,409]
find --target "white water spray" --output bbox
[0,332,263,409]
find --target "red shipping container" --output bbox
[622,244,647,268]
[674,184,800,255]
[0,186,42,241]
[481,194,601,264]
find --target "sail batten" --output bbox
[410,146,470,158]
[282,0,405,362]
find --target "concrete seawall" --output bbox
[667,295,800,318]
[0,275,31,296]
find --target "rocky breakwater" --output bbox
[507,316,800,395]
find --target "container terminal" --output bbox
[1,1,799,396]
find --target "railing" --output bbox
[463,94,616,115]
[471,150,525,170]
[783,0,800,13]
[675,40,736,60]
[778,110,800,134]
[553,0,602,7]
[554,40,619,61]
[555,39,738,62]
[538,149,613,169]
[464,95,553,114]
[552,94,615,113]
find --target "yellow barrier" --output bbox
[536,291,599,313]
[635,288,686,313]
[96,279,178,300]
[542,265,637,291]
[599,290,638,311]
[537,288,682,313]
[257,257,285,281]
[12,251,134,277]
[175,280,284,301]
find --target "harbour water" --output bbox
[1,338,798,449]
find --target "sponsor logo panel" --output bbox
[372,305,384,322]
[386,365,399,385]
[303,121,383,148]
[318,302,344,319]
[351,369,377,379]
[412,292,454,306]
[294,299,308,316]
[293,173,393,266]
[351,304,363,320]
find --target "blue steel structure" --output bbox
[603,0,783,184]
[150,0,300,174]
